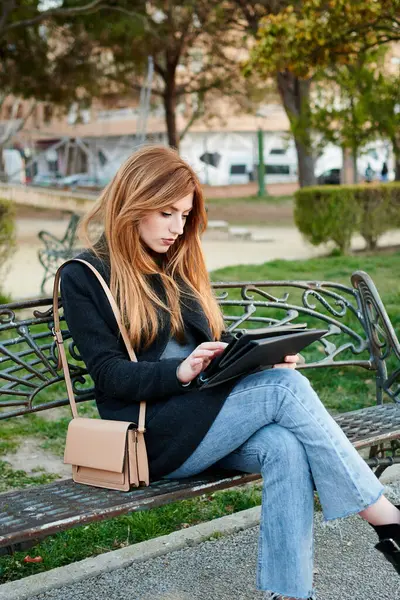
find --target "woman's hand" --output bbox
[177,341,228,384]
[272,354,304,370]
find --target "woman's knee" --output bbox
[252,424,308,471]
[263,368,319,406]
[268,367,311,388]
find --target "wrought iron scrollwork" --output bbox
[1,272,399,418]
[352,270,400,404]
[0,298,94,418]
[214,279,370,369]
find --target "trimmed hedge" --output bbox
[294,183,400,253]
[0,197,16,299]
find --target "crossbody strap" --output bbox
[52,258,146,432]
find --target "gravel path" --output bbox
[29,483,400,600]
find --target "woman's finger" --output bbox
[273,362,296,369]
[192,349,215,359]
[198,342,228,351]
[284,354,299,363]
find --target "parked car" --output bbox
[32,173,63,187]
[316,168,341,185]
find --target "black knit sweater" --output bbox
[60,251,237,480]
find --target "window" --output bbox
[230,164,247,175]
[269,148,286,155]
[265,164,290,175]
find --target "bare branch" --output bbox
[0,97,37,146]
[179,100,205,142]
[0,0,16,33]
[2,0,106,35]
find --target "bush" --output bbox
[294,183,400,253]
[0,197,16,297]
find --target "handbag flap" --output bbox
[64,418,134,473]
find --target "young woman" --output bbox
[61,145,400,600]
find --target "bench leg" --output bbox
[368,442,400,478]
[0,538,44,556]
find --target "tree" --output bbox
[237,1,316,187]
[311,53,381,183]
[250,0,400,78]
[368,74,400,181]
[0,1,112,179]
[246,0,400,187]
[310,49,400,182]
[67,0,241,150]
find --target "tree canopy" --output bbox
[0,1,107,105]
[250,0,400,79]
[64,0,243,148]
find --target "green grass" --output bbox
[210,252,400,319]
[0,250,399,581]
[0,461,59,493]
[0,484,263,583]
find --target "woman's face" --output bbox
[138,192,193,253]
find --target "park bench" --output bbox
[0,271,400,556]
[37,213,82,295]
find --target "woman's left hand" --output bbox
[272,354,303,369]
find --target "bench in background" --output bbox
[0,270,399,555]
[37,213,81,294]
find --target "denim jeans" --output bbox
[165,369,384,599]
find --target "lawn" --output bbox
[1,250,399,582]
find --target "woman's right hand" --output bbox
[177,341,228,385]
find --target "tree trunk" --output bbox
[163,71,179,150]
[395,158,400,182]
[276,72,316,187]
[392,139,400,181]
[0,144,7,183]
[352,148,358,184]
[294,138,315,187]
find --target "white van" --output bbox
[190,151,254,186]
[3,149,25,184]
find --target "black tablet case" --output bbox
[197,325,328,388]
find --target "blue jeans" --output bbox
[165,369,384,599]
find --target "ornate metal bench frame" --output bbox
[0,270,399,554]
[37,213,81,294]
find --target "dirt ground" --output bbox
[203,181,298,198]
[16,195,295,229]
[206,199,294,225]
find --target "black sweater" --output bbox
[60,251,237,480]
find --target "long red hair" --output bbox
[79,145,224,349]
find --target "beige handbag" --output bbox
[53,259,149,491]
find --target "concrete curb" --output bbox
[0,506,261,600]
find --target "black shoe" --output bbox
[371,505,400,576]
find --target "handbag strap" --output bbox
[52,258,146,433]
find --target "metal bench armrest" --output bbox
[352,270,400,405]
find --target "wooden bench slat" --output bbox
[0,472,260,550]
[1,403,399,552]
